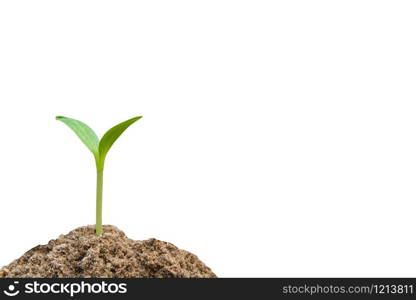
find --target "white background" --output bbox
[0,1,416,277]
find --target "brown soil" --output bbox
[0,225,216,278]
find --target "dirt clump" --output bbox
[0,225,216,278]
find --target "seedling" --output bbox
[56,115,142,236]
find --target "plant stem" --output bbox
[96,168,104,236]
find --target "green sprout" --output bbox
[56,115,142,236]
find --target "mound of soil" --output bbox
[0,225,216,278]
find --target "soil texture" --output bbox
[0,225,216,278]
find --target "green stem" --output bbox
[96,168,104,236]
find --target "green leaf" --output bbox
[56,116,100,156]
[98,116,142,165]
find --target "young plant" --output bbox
[56,115,142,236]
